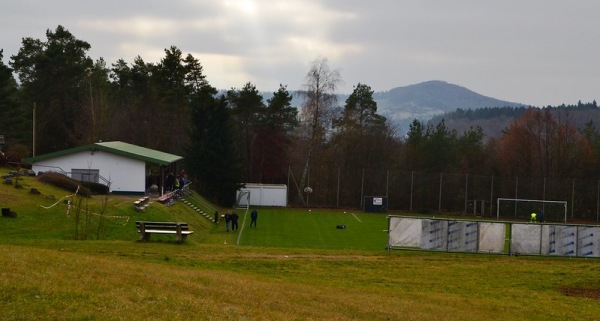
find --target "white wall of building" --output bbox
[237,184,287,207]
[32,150,146,193]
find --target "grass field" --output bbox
[219,207,387,251]
[1,169,600,320]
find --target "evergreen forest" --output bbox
[2,26,600,213]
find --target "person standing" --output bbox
[178,175,185,191]
[250,208,258,227]
[225,211,231,232]
[530,212,537,223]
[174,176,180,190]
[165,172,175,191]
[231,211,239,231]
[214,210,219,224]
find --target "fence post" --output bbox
[514,177,519,218]
[571,179,575,220]
[336,167,340,208]
[360,169,365,210]
[542,177,546,214]
[306,168,310,206]
[439,173,443,213]
[386,170,389,199]
[489,175,494,218]
[410,171,414,212]
[464,174,468,214]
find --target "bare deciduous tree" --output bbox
[298,57,341,204]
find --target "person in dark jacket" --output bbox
[225,212,231,231]
[165,172,175,191]
[250,209,258,227]
[231,211,239,231]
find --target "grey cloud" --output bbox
[2,0,599,106]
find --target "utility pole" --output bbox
[32,102,36,157]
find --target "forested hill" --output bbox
[258,80,524,135]
[372,80,523,134]
[428,101,600,140]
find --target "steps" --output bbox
[181,199,214,222]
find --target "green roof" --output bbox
[24,141,183,166]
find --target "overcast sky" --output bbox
[2,0,599,107]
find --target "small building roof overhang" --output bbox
[24,141,183,167]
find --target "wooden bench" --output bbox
[135,221,194,242]
[157,191,176,204]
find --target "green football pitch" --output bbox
[216,208,389,251]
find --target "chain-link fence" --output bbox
[288,167,600,223]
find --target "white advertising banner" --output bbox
[478,222,506,254]
[547,225,577,256]
[388,217,421,248]
[388,216,600,258]
[420,219,448,250]
[447,221,479,252]
[577,226,600,257]
[511,224,542,255]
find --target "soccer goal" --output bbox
[496,198,567,223]
[235,190,250,209]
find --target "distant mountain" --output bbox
[257,81,598,140]
[371,80,524,135]
[251,80,524,136]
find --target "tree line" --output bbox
[1,26,600,208]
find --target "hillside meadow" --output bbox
[1,169,600,320]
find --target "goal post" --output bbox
[235,190,250,209]
[496,198,567,223]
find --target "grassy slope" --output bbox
[1,168,599,321]
[0,170,215,243]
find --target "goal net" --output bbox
[496,198,567,223]
[235,190,250,209]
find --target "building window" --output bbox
[72,169,100,183]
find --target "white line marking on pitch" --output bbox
[351,213,362,222]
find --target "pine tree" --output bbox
[0,50,28,154]
[188,93,243,206]
[10,25,94,153]
[256,84,298,182]
[227,82,264,181]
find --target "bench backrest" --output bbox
[135,221,190,231]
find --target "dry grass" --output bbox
[1,242,599,321]
[2,168,600,320]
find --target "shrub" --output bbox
[37,172,91,197]
[81,181,109,195]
